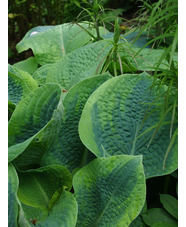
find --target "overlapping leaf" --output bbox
[123,46,178,71]
[17,165,77,226]
[17,165,72,209]
[73,155,146,227]
[8,64,38,105]
[36,190,78,227]
[46,40,112,89]
[13,57,38,75]
[41,73,112,172]
[8,163,19,227]
[160,194,178,219]
[79,73,178,178]
[142,208,177,226]
[16,22,108,65]
[8,83,62,162]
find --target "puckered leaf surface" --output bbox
[41,73,112,172]
[73,155,146,227]
[8,83,62,162]
[8,64,38,105]
[46,40,112,90]
[79,73,178,178]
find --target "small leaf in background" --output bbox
[8,83,62,162]
[8,163,19,227]
[142,208,177,226]
[152,222,177,227]
[73,155,146,227]
[46,40,112,90]
[79,73,178,178]
[41,73,112,172]
[160,194,178,219]
[17,165,72,209]
[13,57,38,75]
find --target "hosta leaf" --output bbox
[8,64,38,105]
[37,190,78,227]
[8,101,16,120]
[8,83,62,162]
[129,215,147,227]
[17,165,72,209]
[8,64,38,91]
[79,73,178,178]
[21,190,78,227]
[13,141,46,170]
[13,57,38,75]
[16,22,107,65]
[142,208,177,226]
[73,155,146,227]
[127,47,178,71]
[41,73,112,172]
[152,222,177,227]
[160,194,178,219]
[32,64,53,85]
[46,41,112,90]
[8,163,19,227]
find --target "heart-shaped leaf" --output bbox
[79,73,178,178]
[73,155,146,227]
[46,40,112,90]
[41,73,112,172]
[8,83,62,162]
[16,22,108,65]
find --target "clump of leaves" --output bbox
[8,20,178,226]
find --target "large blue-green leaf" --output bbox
[41,73,112,172]
[16,22,108,65]
[46,40,112,89]
[73,155,146,226]
[8,163,19,227]
[8,83,62,162]
[79,73,178,178]
[8,64,38,105]
[13,57,38,75]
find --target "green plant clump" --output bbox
[8,7,178,226]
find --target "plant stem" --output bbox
[163,175,170,194]
[113,46,118,76]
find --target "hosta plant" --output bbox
[8,21,178,226]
